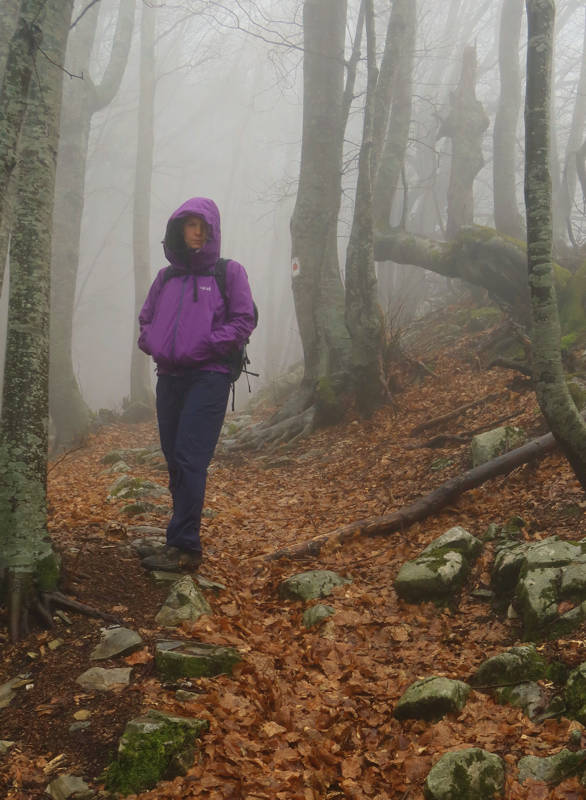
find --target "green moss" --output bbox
[104,715,208,796]
[35,547,61,592]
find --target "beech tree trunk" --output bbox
[0,0,73,641]
[344,0,384,416]
[493,0,524,239]
[50,0,135,449]
[525,0,586,490]
[290,0,350,424]
[130,2,156,408]
[438,46,490,239]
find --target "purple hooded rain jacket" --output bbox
[138,197,256,374]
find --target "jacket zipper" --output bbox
[170,276,189,361]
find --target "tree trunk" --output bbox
[49,0,135,449]
[130,2,156,408]
[290,0,350,425]
[0,0,73,641]
[372,0,417,229]
[493,0,524,239]
[525,0,586,490]
[344,0,384,416]
[438,46,490,239]
[0,0,44,293]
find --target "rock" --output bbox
[420,526,482,560]
[491,541,532,596]
[122,501,162,516]
[155,640,241,680]
[518,748,586,784]
[525,538,583,568]
[108,476,168,501]
[302,604,335,629]
[565,664,586,723]
[470,645,547,688]
[424,748,505,800]
[104,460,131,474]
[104,709,208,796]
[494,682,546,720]
[195,575,226,594]
[176,689,201,702]
[561,560,586,596]
[155,576,212,627]
[128,524,167,536]
[76,667,132,692]
[90,627,143,661]
[0,674,30,709]
[395,552,466,601]
[46,774,94,800]
[471,425,526,467]
[69,722,92,733]
[394,676,470,721]
[278,570,351,602]
[395,527,481,603]
[515,566,560,637]
[0,740,15,755]
[129,536,166,558]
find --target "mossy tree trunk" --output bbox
[50,0,135,449]
[290,0,350,424]
[0,0,74,641]
[130,2,156,409]
[0,0,44,293]
[438,46,490,240]
[493,0,524,240]
[525,0,586,490]
[344,0,385,416]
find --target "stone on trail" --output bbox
[0,740,15,755]
[0,674,30,709]
[515,566,560,637]
[470,645,547,688]
[278,570,351,602]
[302,604,335,629]
[104,709,208,796]
[424,748,505,800]
[494,681,547,721]
[518,748,586,784]
[470,425,526,467]
[394,676,470,721]
[76,667,132,692]
[155,640,241,680]
[564,663,586,723]
[108,475,168,501]
[394,527,482,602]
[46,774,94,800]
[90,626,143,661]
[155,576,212,627]
[129,535,166,559]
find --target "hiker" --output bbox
[137,197,257,572]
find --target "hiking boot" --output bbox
[141,546,202,573]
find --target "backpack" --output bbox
[213,258,259,389]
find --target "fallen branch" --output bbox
[409,392,503,436]
[41,591,122,624]
[415,410,520,449]
[265,428,557,561]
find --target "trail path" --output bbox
[2,313,586,799]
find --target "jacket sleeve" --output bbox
[209,261,256,356]
[137,270,164,355]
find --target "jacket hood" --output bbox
[163,197,221,272]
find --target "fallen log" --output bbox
[266,428,557,561]
[409,391,503,436]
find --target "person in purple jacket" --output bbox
[137,197,256,572]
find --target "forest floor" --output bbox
[2,302,586,800]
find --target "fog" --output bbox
[2,0,586,417]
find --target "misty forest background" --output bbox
[2,0,584,429]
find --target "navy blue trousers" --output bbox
[156,370,231,554]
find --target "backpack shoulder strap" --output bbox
[214,258,230,306]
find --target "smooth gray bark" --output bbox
[289,0,350,423]
[493,0,524,239]
[130,2,156,408]
[344,0,384,415]
[0,0,74,640]
[50,0,135,448]
[525,0,586,490]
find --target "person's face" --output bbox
[183,215,208,249]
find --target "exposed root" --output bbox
[227,406,317,451]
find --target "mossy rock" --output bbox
[518,748,586,784]
[420,527,482,560]
[103,709,208,795]
[279,570,351,603]
[394,552,467,602]
[470,645,548,688]
[108,476,168,501]
[155,640,241,680]
[565,663,586,723]
[394,677,470,722]
[424,747,505,800]
[302,604,335,629]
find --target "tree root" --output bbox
[227,406,316,451]
[40,591,121,624]
[265,428,558,561]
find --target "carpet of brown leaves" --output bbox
[2,307,586,799]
